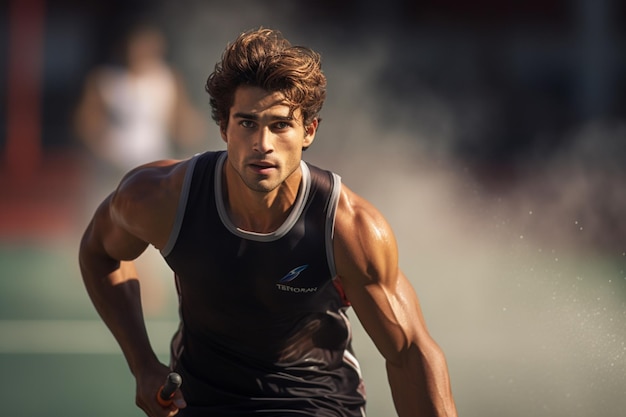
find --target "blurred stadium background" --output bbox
[1,0,625,416]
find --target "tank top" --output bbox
[96,64,177,170]
[162,151,367,416]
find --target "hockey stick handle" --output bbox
[157,372,183,407]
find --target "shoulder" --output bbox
[334,184,395,245]
[114,159,187,201]
[110,158,192,248]
[333,184,399,285]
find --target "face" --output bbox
[126,28,166,66]
[221,85,317,193]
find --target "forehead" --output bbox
[230,85,301,119]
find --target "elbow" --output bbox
[78,222,95,273]
[386,341,457,417]
[78,221,119,283]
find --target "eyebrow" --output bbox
[232,112,293,121]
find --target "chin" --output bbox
[246,179,279,193]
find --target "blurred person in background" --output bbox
[74,23,206,174]
[75,23,207,315]
[79,27,457,417]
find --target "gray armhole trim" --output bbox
[326,173,342,278]
[160,156,199,257]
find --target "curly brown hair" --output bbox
[206,28,327,131]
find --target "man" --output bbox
[79,28,457,417]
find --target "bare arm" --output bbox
[169,72,207,150]
[74,71,107,154]
[79,193,158,373]
[334,186,457,417]
[78,163,186,416]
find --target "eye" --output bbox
[273,121,291,130]
[240,120,256,128]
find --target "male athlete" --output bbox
[79,28,458,417]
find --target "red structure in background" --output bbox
[0,151,85,241]
[1,0,85,241]
[5,0,44,182]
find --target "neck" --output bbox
[222,163,302,233]
[128,59,163,75]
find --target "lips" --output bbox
[250,161,275,168]
[248,160,277,174]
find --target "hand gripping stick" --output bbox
[157,372,183,407]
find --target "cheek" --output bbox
[282,140,304,158]
[287,145,304,165]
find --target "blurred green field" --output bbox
[0,243,178,417]
[2,220,625,417]
[0,354,141,417]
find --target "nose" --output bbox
[253,127,274,154]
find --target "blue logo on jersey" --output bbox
[279,265,309,283]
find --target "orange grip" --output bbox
[157,385,173,407]
[156,372,182,407]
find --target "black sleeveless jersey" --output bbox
[161,151,367,416]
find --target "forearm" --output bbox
[79,245,160,376]
[387,343,457,417]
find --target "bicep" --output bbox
[334,190,435,365]
[83,193,149,263]
[341,267,434,366]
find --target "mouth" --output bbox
[248,160,277,174]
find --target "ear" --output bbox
[219,122,228,143]
[303,118,318,148]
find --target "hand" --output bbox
[135,365,187,417]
